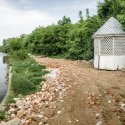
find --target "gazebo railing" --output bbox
[94,37,125,56]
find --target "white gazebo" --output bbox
[93,17,125,70]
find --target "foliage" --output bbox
[2,34,28,60]
[58,16,71,25]
[86,9,90,20]
[98,0,125,27]
[10,49,28,60]
[2,1,125,61]
[25,24,73,56]
[78,11,84,23]
[66,16,103,60]
[23,15,102,60]
[0,46,5,52]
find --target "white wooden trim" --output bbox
[113,37,114,55]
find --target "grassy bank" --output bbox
[6,56,48,104]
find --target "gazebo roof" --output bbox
[93,17,125,37]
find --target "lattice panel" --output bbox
[94,38,100,55]
[114,38,125,55]
[100,37,113,55]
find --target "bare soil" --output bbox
[34,57,125,125]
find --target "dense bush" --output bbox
[2,35,28,60]
[11,50,28,60]
[23,15,103,60]
[25,24,73,56]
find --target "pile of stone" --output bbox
[0,67,69,125]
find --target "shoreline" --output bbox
[0,66,12,105]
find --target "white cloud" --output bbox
[0,0,100,45]
[52,0,99,23]
[0,0,56,45]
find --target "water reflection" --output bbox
[0,52,8,102]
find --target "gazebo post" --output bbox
[113,37,115,55]
[98,38,101,69]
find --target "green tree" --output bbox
[78,10,84,23]
[58,16,71,25]
[66,15,103,60]
[86,8,90,19]
[2,35,28,60]
[97,0,125,26]
[25,24,73,56]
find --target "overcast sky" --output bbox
[0,0,102,45]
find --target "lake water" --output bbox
[0,52,8,103]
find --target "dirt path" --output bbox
[34,57,125,125]
[1,57,125,125]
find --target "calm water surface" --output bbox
[0,52,8,102]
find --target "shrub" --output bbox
[11,50,28,60]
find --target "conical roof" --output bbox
[93,17,125,37]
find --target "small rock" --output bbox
[75,119,79,122]
[38,115,44,119]
[9,108,15,113]
[39,122,43,125]
[48,96,53,101]
[108,100,111,103]
[69,85,72,88]
[11,114,16,119]
[0,106,5,112]
[5,118,21,125]
[96,113,100,118]
[42,121,48,124]
[57,111,61,114]
[96,121,102,125]
[120,102,125,111]
[13,98,20,102]
[120,102,125,107]
[10,104,16,108]
[25,97,30,101]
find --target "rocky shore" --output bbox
[0,67,12,105]
[0,65,69,125]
